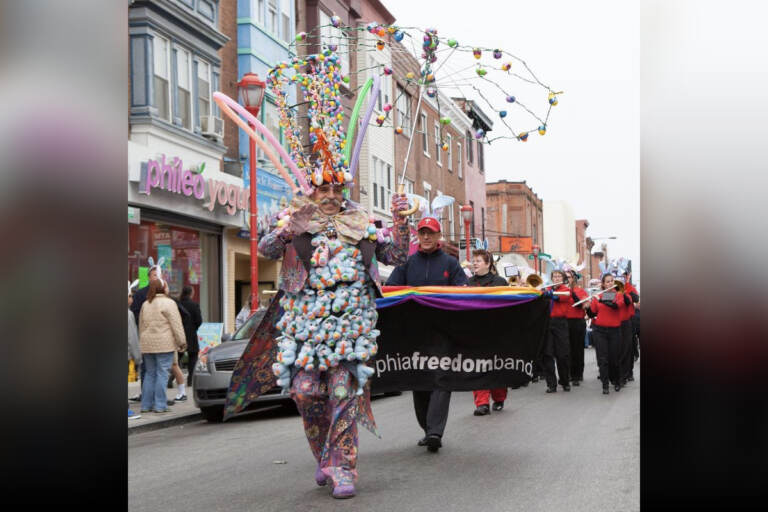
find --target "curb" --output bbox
[128,412,203,435]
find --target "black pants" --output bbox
[619,320,633,382]
[592,325,621,387]
[412,390,452,438]
[567,318,587,381]
[187,350,199,386]
[542,317,570,389]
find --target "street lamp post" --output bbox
[238,72,266,313]
[460,204,473,262]
[532,244,540,275]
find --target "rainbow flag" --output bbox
[377,286,542,311]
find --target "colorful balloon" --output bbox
[493,49,502,59]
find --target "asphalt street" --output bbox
[129,348,639,512]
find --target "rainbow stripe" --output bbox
[376,286,542,310]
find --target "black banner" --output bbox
[371,297,550,393]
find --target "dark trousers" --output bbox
[619,320,633,381]
[567,318,587,381]
[412,390,451,438]
[592,325,621,387]
[542,317,570,389]
[187,350,199,386]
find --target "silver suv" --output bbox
[192,310,292,422]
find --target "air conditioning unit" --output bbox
[201,115,223,140]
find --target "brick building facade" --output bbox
[485,180,543,253]
[390,40,472,243]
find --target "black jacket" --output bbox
[179,298,203,351]
[468,272,508,287]
[130,285,149,327]
[386,248,468,287]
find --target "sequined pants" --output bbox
[291,366,358,487]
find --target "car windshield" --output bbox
[231,309,267,341]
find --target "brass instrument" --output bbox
[525,274,543,288]
[614,279,625,293]
[508,275,522,286]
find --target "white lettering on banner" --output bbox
[374,353,534,378]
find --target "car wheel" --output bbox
[200,405,224,423]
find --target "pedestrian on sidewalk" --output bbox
[139,279,187,413]
[235,297,252,331]
[468,249,509,416]
[128,281,142,420]
[386,215,468,453]
[129,264,160,402]
[178,286,202,386]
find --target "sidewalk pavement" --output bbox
[128,371,202,435]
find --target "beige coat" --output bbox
[139,294,187,354]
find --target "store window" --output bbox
[128,220,219,321]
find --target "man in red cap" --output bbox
[386,215,468,453]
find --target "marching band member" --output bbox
[468,249,510,416]
[622,267,640,382]
[564,269,589,386]
[587,271,631,393]
[542,267,573,393]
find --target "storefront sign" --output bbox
[138,155,249,216]
[500,236,532,253]
[128,206,140,224]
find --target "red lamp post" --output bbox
[238,72,266,313]
[460,204,473,262]
[532,244,540,275]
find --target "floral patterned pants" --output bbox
[290,366,358,487]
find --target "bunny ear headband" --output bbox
[128,279,139,295]
[473,238,489,251]
[146,256,166,287]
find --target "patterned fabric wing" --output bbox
[224,290,285,421]
[356,383,379,438]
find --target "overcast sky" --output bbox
[382,0,640,280]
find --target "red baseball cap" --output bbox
[417,217,441,233]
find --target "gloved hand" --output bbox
[284,203,316,236]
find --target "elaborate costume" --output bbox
[220,49,408,499]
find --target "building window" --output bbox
[448,200,455,240]
[319,11,349,77]
[153,35,171,121]
[281,0,291,43]
[421,113,429,156]
[197,0,216,21]
[267,0,279,35]
[257,0,265,24]
[423,181,431,207]
[466,131,473,164]
[404,178,414,195]
[457,141,463,179]
[435,122,441,166]
[446,134,453,172]
[177,48,192,129]
[372,156,392,212]
[261,99,281,162]
[198,60,211,121]
[376,68,391,112]
[477,139,484,173]
[469,200,475,238]
[396,86,411,136]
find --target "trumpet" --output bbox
[508,275,523,286]
[525,274,543,288]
